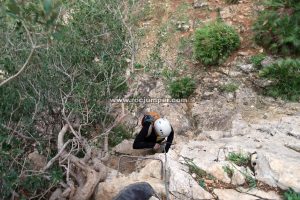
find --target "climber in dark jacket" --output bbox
[133,114,174,153]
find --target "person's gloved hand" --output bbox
[144,115,154,124]
[153,143,160,150]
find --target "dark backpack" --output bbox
[112,182,157,200]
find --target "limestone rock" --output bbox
[231,168,246,185]
[155,152,213,200]
[252,78,273,88]
[277,116,300,139]
[238,64,255,73]
[202,131,231,140]
[177,21,190,32]
[95,176,165,200]
[261,56,276,68]
[95,151,213,200]
[112,139,153,156]
[220,7,231,19]
[231,114,250,136]
[235,87,258,107]
[28,151,47,170]
[214,188,281,200]
[191,97,236,131]
[193,0,208,8]
[254,151,300,192]
[179,115,300,192]
[140,79,190,134]
[145,103,190,135]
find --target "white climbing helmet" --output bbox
[154,118,172,138]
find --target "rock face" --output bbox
[214,188,281,200]
[179,115,300,192]
[156,152,213,200]
[191,96,236,131]
[97,114,300,199]
[95,151,213,200]
[135,78,191,135]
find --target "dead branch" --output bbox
[43,139,72,171]
[1,123,34,140]
[0,23,36,87]
[0,47,35,87]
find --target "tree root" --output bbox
[49,124,107,200]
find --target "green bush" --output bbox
[245,174,257,189]
[227,152,250,166]
[169,77,196,98]
[222,165,234,178]
[194,21,240,65]
[134,63,144,69]
[250,53,266,69]
[0,0,128,198]
[253,0,300,55]
[284,188,300,200]
[259,59,300,101]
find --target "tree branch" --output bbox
[0,22,37,87]
[0,47,35,87]
[43,139,72,171]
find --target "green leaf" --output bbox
[6,0,20,15]
[43,0,52,15]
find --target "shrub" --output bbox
[194,21,240,65]
[245,174,257,189]
[222,165,234,178]
[134,63,144,69]
[259,59,300,101]
[283,188,300,200]
[0,0,128,198]
[227,152,250,166]
[250,53,266,69]
[169,77,196,98]
[253,0,300,55]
